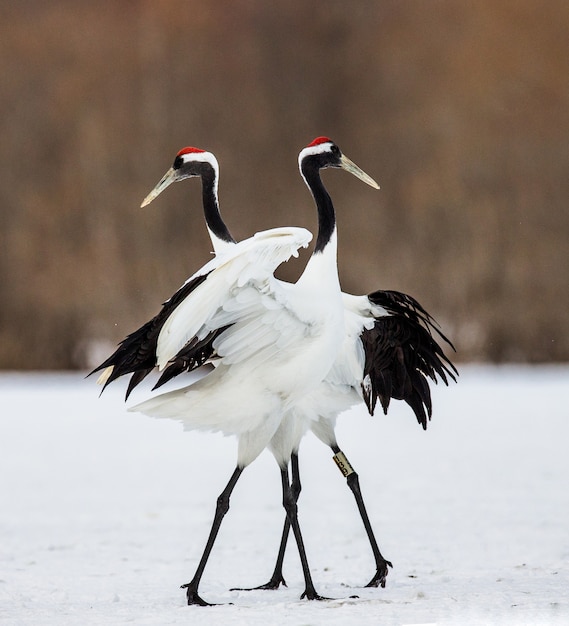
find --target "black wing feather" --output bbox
[88,272,209,398]
[361,290,457,429]
[152,326,229,390]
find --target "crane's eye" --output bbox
[173,155,183,169]
[330,144,341,157]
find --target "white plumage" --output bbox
[153,227,313,374]
[131,224,345,468]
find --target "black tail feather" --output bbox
[362,289,457,428]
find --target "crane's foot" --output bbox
[300,587,333,601]
[181,583,216,606]
[364,559,393,588]
[230,574,287,591]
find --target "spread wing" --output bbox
[330,290,457,429]
[154,227,312,367]
[90,226,312,398]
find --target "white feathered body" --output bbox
[292,292,390,449]
[131,226,345,467]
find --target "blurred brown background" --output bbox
[1,0,568,369]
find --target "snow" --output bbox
[1,365,568,625]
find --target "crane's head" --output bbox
[298,137,379,189]
[141,147,219,207]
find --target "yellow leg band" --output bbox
[333,451,355,477]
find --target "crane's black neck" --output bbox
[301,161,336,254]
[201,165,235,245]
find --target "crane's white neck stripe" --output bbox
[180,151,219,195]
[297,142,333,168]
[181,150,219,175]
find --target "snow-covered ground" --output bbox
[1,366,568,625]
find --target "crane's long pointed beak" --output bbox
[140,167,177,207]
[340,154,380,189]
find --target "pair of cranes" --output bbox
[91,137,457,606]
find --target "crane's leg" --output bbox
[181,466,244,606]
[230,453,301,591]
[235,444,391,591]
[280,461,328,601]
[331,444,392,588]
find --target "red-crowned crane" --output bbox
[91,138,380,605]
[104,138,457,591]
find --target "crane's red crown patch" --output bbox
[176,147,206,157]
[307,136,332,147]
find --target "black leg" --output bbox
[281,462,328,601]
[332,445,393,587]
[230,453,302,591]
[236,446,391,591]
[290,453,302,503]
[181,466,244,606]
[231,458,327,599]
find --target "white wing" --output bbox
[156,226,313,370]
